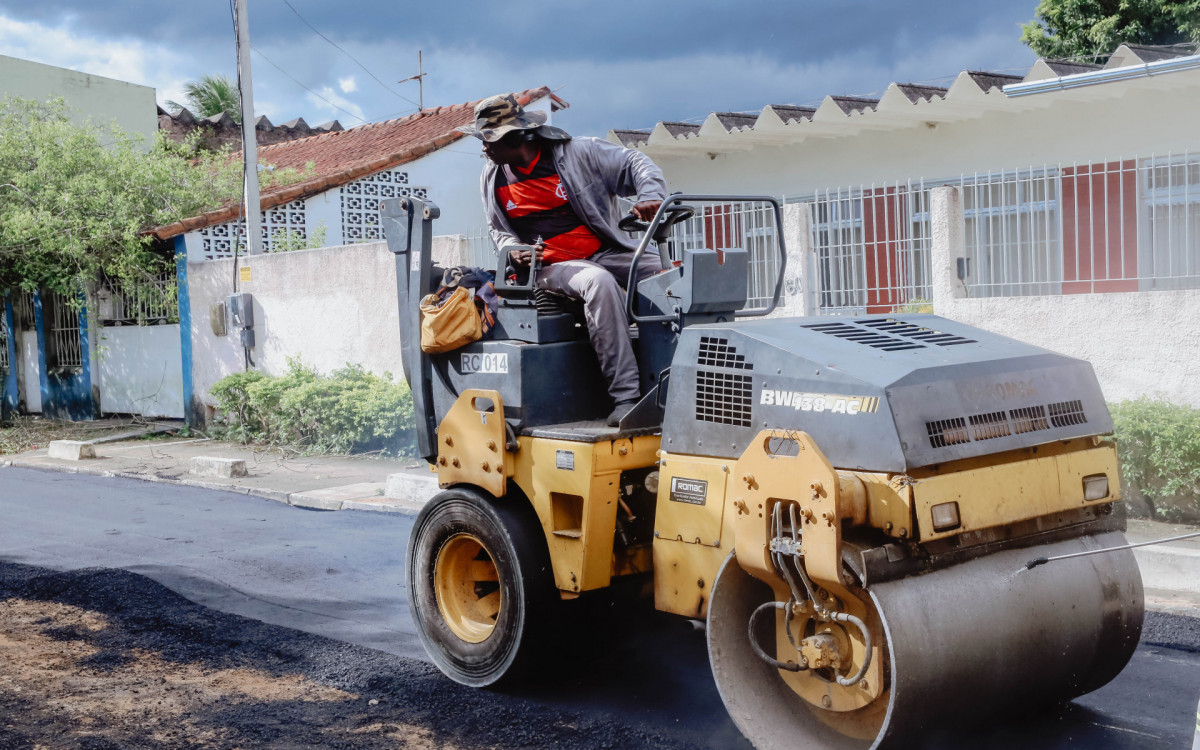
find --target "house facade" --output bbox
[609,44,1200,406]
[0,56,163,420]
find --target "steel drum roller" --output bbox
[708,531,1144,749]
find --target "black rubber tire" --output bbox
[406,486,554,687]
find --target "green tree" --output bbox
[0,96,242,299]
[1021,0,1200,61]
[166,74,242,122]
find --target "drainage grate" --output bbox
[802,322,925,351]
[1010,405,1050,434]
[926,417,970,448]
[698,337,753,369]
[859,318,977,346]
[1048,400,1087,428]
[695,370,753,427]
[969,411,1012,441]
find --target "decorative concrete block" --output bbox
[47,441,97,461]
[384,472,439,506]
[190,456,248,478]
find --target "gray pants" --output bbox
[536,248,661,404]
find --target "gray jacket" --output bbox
[482,136,668,256]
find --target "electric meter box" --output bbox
[227,293,254,330]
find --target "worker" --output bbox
[461,93,668,426]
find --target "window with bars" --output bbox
[44,292,83,371]
[1141,155,1200,290]
[805,184,932,315]
[12,293,35,331]
[960,168,1062,297]
[98,274,179,326]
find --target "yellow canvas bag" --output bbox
[419,286,482,353]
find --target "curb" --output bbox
[1,458,428,515]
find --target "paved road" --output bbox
[2,465,1199,749]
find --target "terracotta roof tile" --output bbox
[153,86,560,240]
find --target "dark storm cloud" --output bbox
[0,0,1043,135]
[1,0,1039,66]
[0,1,230,43]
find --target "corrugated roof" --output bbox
[611,128,652,147]
[1117,43,1196,62]
[767,105,817,123]
[714,112,759,131]
[659,121,703,138]
[1042,60,1103,76]
[895,83,949,103]
[829,95,879,114]
[966,71,1024,92]
[152,87,565,241]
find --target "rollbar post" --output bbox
[381,196,441,462]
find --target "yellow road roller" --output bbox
[381,194,1143,749]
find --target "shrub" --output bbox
[208,370,268,444]
[1110,396,1200,522]
[209,360,416,457]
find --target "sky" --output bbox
[0,1,1045,138]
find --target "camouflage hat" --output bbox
[457,93,549,142]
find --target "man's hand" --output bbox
[631,200,662,222]
[509,244,544,267]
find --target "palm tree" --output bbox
[166,74,242,123]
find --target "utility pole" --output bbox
[398,50,427,111]
[233,0,263,255]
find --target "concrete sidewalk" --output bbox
[3,435,1198,617]
[0,436,440,515]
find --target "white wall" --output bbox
[939,291,1200,406]
[187,242,404,417]
[96,325,184,417]
[403,139,488,236]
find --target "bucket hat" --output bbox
[457,93,568,142]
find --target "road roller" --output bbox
[381,194,1144,749]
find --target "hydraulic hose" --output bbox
[828,611,873,686]
[748,601,803,672]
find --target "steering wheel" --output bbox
[618,204,697,237]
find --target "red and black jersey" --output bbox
[496,149,601,263]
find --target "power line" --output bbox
[250,44,368,125]
[277,0,422,110]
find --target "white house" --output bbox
[608,43,1200,406]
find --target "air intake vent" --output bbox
[859,318,977,346]
[696,370,753,427]
[927,417,970,448]
[698,337,752,369]
[927,401,1089,449]
[1010,406,1049,434]
[1048,400,1087,427]
[969,411,1012,441]
[802,322,925,351]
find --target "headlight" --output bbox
[1083,474,1110,501]
[930,501,961,532]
